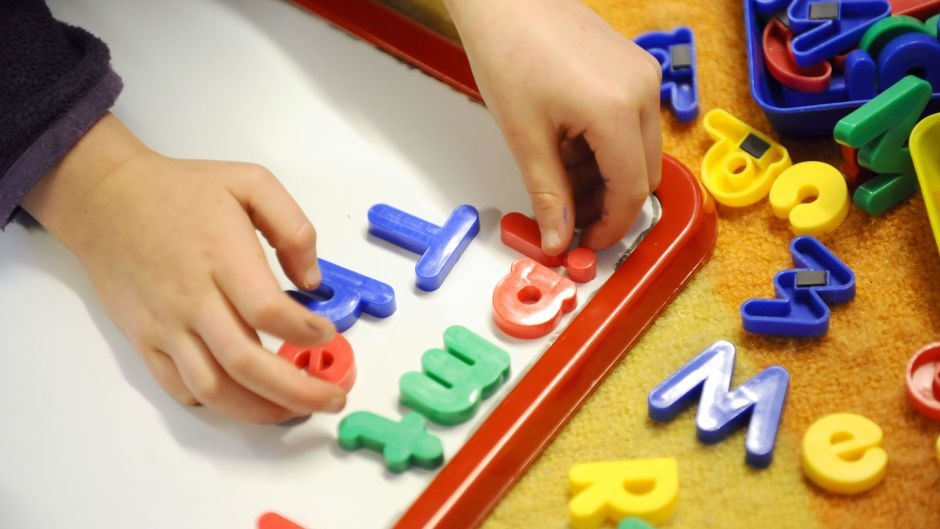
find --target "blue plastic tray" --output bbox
[744,0,940,137]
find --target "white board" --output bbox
[0,1,658,527]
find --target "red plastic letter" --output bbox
[839,145,874,188]
[500,212,565,267]
[277,333,357,392]
[258,513,307,529]
[762,18,832,93]
[492,258,577,339]
[565,248,597,283]
[906,343,940,421]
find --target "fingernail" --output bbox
[324,394,346,413]
[304,265,321,290]
[543,229,562,251]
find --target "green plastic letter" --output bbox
[834,75,931,214]
[337,411,443,473]
[399,325,511,425]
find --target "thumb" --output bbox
[505,124,575,256]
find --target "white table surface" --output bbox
[0,1,658,527]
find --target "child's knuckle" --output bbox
[226,351,257,379]
[530,190,564,214]
[241,163,275,184]
[247,297,283,328]
[191,374,223,403]
[644,54,664,84]
[285,221,317,252]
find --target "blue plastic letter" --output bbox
[844,49,878,100]
[740,270,832,336]
[878,32,940,92]
[368,204,480,292]
[751,0,792,15]
[790,235,855,303]
[740,236,855,337]
[788,0,891,68]
[648,340,790,468]
[289,259,396,332]
[634,27,699,122]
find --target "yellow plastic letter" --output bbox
[802,413,888,494]
[769,161,850,235]
[568,458,678,529]
[701,108,791,207]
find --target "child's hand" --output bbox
[445,0,663,254]
[23,114,345,424]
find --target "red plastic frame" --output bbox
[288,2,718,528]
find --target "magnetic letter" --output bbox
[569,458,679,529]
[492,258,577,339]
[277,333,357,392]
[337,411,444,473]
[700,108,791,207]
[835,75,931,214]
[769,161,850,236]
[399,326,511,425]
[802,413,887,494]
[648,341,789,467]
[499,212,565,267]
[368,204,480,291]
[289,259,395,332]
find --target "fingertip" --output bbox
[534,203,574,256]
[303,267,321,291]
[178,394,201,407]
[272,225,319,291]
[541,227,565,256]
[288,373,347,415]
[306,315,336,343]
[649,159,663,193]
[322,389,347,414]
[299,250,321,290]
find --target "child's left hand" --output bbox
[444,0,663,255]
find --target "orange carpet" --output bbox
[381,1,940,527]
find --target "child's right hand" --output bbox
[22,114,345,424]
[444,0,663,255]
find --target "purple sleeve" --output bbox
[0,0,123,224]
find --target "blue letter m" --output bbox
[647,341,789,468]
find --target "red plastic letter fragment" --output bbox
[832,51,850,70]
[277,333,357,392]
[492,257,577,339]
[906,343,940,421]
[891,0,940,20]
[565,248,597,283]
[763,18,832,93]
[839,145,874,187]
[258,513,307,529]
[500,212,565,267]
